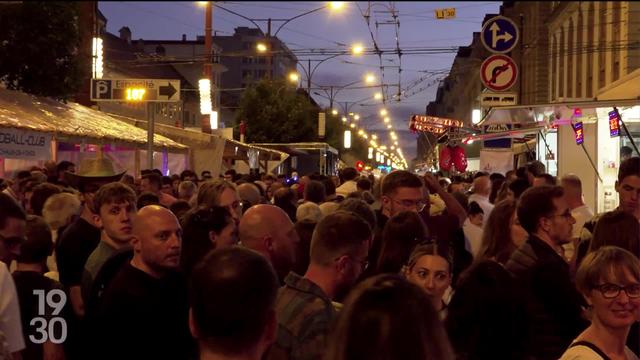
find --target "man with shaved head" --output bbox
[237,182,263,209]
[468,175,493,225]
[239,204,300,283]
[93,205,194,359]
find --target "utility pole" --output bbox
[201,1,213,134]
[266,18,272,80]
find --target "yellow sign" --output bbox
[435,8,456,19]
[126,88,146,101]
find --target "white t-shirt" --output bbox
[0,262,25,353]
[571,205,595,239]
[559,341,639,360]
[463,218,484,259]
[468,194,494,226]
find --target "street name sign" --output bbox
[480,54,518,92]
[91,78,181,102]
[481,16,519,53]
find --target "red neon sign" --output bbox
[608,109,620,137]
[572,122,584,145]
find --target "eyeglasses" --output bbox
[392,198,427,212]
[550,210,573,220]
[595,283,640,299]
[335,255,369,271]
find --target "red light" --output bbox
[355,161,365,172]
[573,108,582,117]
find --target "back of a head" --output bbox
[381,170,423,197]
[137,192,161,209]
[535,173,557,186]
[526,160,546,177]
[143,172,162,190]
[377,211,427,274]
[560,174,582,195]
[30,182,61,216]
[337,198,376,232]
[296,202,322,223]
[18,215,52,264]
[508,178,530,199]
[479,199,517,263]
[341,167,359,182]
[321,177,336,197]
[0,192,26,229]
[310,211,372,266]
[468,201,484,217]
[42,192,81,230]
[169,200,191,222]
[618,156,640,183]
[181,205,234,275]
[304,180,326,204]
[325,274,453,360]
[517,185,564,234]
[356,178,372,191]
[472,176,491,196]
[197,179,235,207]
[190,246,278,355]
[178,181,197,197]
[590,210,640,255]
[237,182,262,207]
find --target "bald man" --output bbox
[239,204,300,283]
[94,206,194,359]
[237,182,262,208]
[468,175,494,225]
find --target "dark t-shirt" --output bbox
[56,217,100,287]
[12,271,70,360]
[94,263,194,360]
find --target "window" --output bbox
[587,2,594,97]
[559,26,565,98]
[598,1,607,89]
[242,70,253,79]
[567,18,574,98]
[576,9,583,98]
[612,2,621,81]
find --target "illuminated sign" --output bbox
[608,109,620,137]
[91,78,180,102]
[355,161,365,172]
[409,115,463,134]
[572,122,584,145]
[125,88,146,101]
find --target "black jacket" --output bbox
[505,235,588,360]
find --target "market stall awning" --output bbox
[0,86,187,151]
[252,142,339,156]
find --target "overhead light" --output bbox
[472,108,481,124]
[354,114,360,120]
[331,109,338,116]
[387,124,392,129]
[384,117,390,123]
[352,43,364,55]
[365,73,376,84]
[350,123,356,128]
[344,130,351,148]
[256,43,268,52]
[374,92,382,100]
[380,109,388,116]
[341,116,347,122]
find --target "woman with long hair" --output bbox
[476,199,528,265]
[180,205,237,275]
[324,274,454,360]
[404,243,453,319]
[375,211,428,275]
[560,246,640,359]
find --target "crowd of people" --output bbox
[0,156,639,360]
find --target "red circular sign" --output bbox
[355,161,365,172]
[480,54,518,92]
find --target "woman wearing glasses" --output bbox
[560,246,640,360]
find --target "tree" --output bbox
[0,2,88,100]
[234,78,316,143]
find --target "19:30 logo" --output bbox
[29,290,67,344]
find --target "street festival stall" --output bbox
[0,86,187,178]
[409,115,473,174]
[471,98,640,214]
[107,113,289,178]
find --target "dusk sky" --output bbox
[99,1,503,160]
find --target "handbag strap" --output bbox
[569,341,611,360]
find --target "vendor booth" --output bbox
[108,114,289,178]
[0,86,188,178]
[251,143,339,176]
[475,99,640,213]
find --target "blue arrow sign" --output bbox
[481,16,519,54]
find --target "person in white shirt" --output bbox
[561,174,594,262]
[468,175,494,225]
[463,201,484,259]
[335,167,359,198]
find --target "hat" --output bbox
[64,158,126,189]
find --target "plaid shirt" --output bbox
[266,272,337,360]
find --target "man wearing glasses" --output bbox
[267,211,371,360]
[0,192,27,359]
[506,185,588,360]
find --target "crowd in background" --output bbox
[0,156,639,360]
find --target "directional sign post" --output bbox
[91,78,181,102]
[480,54,518,92]
[481,16,519,54]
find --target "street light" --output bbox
[365,74,376,84]
[256,43,268,52]
[329,2,345,10]
[352,43,364,55]
[380,109,388,116]
[354,114,360,120]
[288,72,300,83]
[341,116,347,122]
[384,117,390,123]
[374,92,382,100]
[331,109,338,116]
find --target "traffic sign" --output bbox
[355,161,365,172]
[481,16,519,53]
[435,8,456,19]
[480,55,518,92]
[91,78,181,102]
[480,92,518,106]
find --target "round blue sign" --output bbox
[481,16,519,54]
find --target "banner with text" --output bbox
[0,128,51,160]
[479,149,514,175]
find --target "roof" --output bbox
[0,86,187,151]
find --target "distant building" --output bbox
[213,27,298,114]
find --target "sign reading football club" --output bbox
[481,16,519,53]
[91,78,181,102]
[480,54,518,92]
